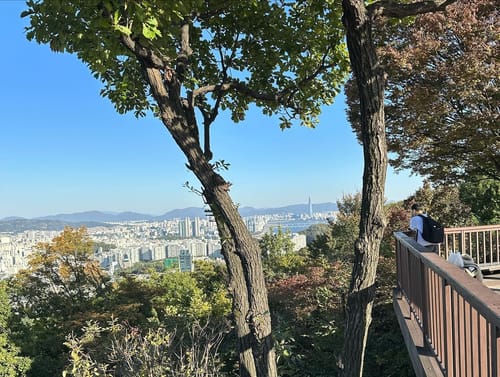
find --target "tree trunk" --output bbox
[340,1,388,377]
[142,65,277,377]
[203,186,277,377]
[212,214,257,377]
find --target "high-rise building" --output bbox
[192,217,201,238]
[179,217,191,238]
[308,196,313,217]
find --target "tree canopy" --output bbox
[346,0,499,183]
[23,0,348,129]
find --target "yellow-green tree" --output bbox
[9,227,109,377]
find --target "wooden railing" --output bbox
[440,225,500,271]
[394,231,500,377]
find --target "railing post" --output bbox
[443,280,452,377]
[461,230,466,255]
[421,257,428,348]
[493,326,500,377]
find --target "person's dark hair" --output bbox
[411,203,422,211]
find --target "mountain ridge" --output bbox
[1,202,338,225]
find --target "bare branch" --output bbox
[369,0,459,19]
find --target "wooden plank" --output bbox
[394,289,445,377]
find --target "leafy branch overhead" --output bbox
[345,0,499,183]
[23,0,349,134]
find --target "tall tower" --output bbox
[308,196,313,217]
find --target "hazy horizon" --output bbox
[1,200,340,220]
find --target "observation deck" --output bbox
[393,225,500,377]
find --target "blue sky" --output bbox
[0,1,423,219]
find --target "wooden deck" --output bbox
[394,229,500,377]
[483,271,500,292]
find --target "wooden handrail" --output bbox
[394,231,500,377]
[442,225,500,271]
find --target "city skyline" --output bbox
[0,2,423,219]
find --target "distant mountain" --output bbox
[0,218,110,233]
[238,202,338,217]
[1,216,26,221]
[0,202,338,230]
[155,202,337,219]
[155,207,207,220]
[37,211,156,223]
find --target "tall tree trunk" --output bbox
[203,186,277,377]
[212,212,257,377]
[143,65,277,377]
[340,1,388,376]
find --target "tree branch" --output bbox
[195,1,233,20]
[369,0,459,19]
[193,80,278,102]
[120,34,169,69]
[176,17,193,80]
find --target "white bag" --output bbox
[447,251,464,268]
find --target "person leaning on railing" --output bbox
[409,203,440,252]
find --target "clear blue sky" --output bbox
[0,1,423,219]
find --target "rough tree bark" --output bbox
[339,1,387,376]
[212,218,256,377]
[339,1,459,376]
[141,64,277,377]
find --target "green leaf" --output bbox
[114,24,132,36]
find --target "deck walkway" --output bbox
[483,271,500,292]
[394,227,500,377]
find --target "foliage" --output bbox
[459,178,500,224]
[11,226,110,321]
[346,0,499,183]
[0,281,31,377]
[364,304,415,377]
[268,262,350,376]
[330,193,361,261]
[380,201,410,256]
[404,181,476,227]
[259,227,307,280]
[105,261,230,329]
[307,227,336,262]
[119,260,167,275]
[8,228,231,376]
[101,275,154,326]
[8,227,111,377]
[22,0,349,129]
[301,223,331,245]
[275,193,414,376]
[63,319,229,377]
[145,269,231,329]
[363,256,415,377]
[308,193,361,263]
